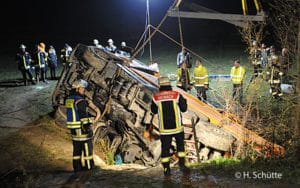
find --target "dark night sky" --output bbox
[0,0,257,55]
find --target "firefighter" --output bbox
[151,76,190,177]
[176,61,192,91]
[261,43,270,68]
[93,39,104,49]
[15,44,36,86]
[280,48,290,75]
[47,45,58,80]
[60,43,72,66]
[177,47,192,69]
[193,59,209,101]
[250,40,263,81]
[266,55,283,98]
[65,79,100,173]
[33,43,48,84]
[230,60,246,104]
[105,39,117,53]
[117,41,133,57]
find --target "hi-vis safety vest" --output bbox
[152,90,184,135]
[66,95,92,141]
[230,66,246,84]
[193,65,208,86]
[176,68,191,87]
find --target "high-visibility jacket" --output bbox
[230,66,246,84]
[193,65,208,86]
[151,89,187,135]
[176,68,191,87]
[65,94,93,141]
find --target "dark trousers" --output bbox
[232,84,243,104]
[20,69,34,85]
[72,139,94,173]
[160,131,185,161]
[195,86,207,101]
[49,67,57,79]
[253,64,263,77]
[35,67,47,82]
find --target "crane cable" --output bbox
[131,1,177,60]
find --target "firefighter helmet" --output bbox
[93,39,99,45]
[20,44,26,49]
[252,40,258,46]
[158,77,171,87]
[108,39,113,44]
[72,79,88,89]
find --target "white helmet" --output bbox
[252,40,258,46]
[121,42,126,47]
[108,39,113,44]
[20,44,26,49]
[72,79,88,89]
[93,39,99,45]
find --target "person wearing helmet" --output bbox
[93,39,103,49]
[105,38,116,53]
[60,43,72,66]
[249,40,262,81]
[151,76,190,177]
[266,55,284,98]
[15,44,36,85]
[65,79,100,174]
[117,41,133,57]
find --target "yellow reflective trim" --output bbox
[84,156,93,160]
[67,124,81,129]
[22,56,27,68]
[178,151,186,157]
[241,0,248,15]
[65,99,74,108]
[73,156,81,160]
[158,102,164,130]
[173,100,180,130]
[161,157,170,163]
[85,143,91,169]
[254,0,260,12]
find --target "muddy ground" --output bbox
[0,79,298,187]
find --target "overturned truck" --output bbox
[52,44,284,166]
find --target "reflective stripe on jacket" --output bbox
[151,90,187,135]
[176,68,191,86]
[230,66,246,84]
[66,94,92,141]
[193,65,208,86]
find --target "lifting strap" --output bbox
[241,0,248,15]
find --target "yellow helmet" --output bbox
[158,77,171,87]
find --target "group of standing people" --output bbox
[250,40,291,99]
[175,47,210,102]
[15,42,72,86]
